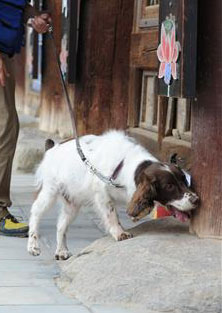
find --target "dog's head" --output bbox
[127,161,199,222]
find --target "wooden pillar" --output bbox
[75,0,134,135]
[39,0,73,137]
[190,0,222,238]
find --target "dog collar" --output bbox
[111,160,124,181]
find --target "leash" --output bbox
[47,28,124,188]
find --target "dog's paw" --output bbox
[55,250,72,261]
[117,232,133,241]
[27,235,41,256]
[28,246,41,256]
[27,241,41,256]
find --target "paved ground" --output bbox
[0,174,136,313]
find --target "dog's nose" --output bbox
[189,194,199,206]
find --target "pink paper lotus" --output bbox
[157,21,180,85]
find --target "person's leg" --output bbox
[0,55,28,237]
[0,55,19,208]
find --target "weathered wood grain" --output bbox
[158,96,168,147]
[75,0,134,134]
[130,31,159,69]
[128,68,143,127]
[190,0,222,238]
[39,0,73,137]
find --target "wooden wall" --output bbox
[38,0,134,137]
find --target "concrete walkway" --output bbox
[0,174,135,313]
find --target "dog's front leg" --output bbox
[94,192,133,241]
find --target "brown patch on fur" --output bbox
[127,177,157,218]
[127,161,157,217]
[117,232,133,241]
[127,161,198,218]
[134,161,154,185]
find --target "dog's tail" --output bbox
[45,139,55,152]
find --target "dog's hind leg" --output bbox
[55,202,79,260]
[94,191,133,241]
[27,186,57,256]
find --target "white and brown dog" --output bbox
[27,130,199,260]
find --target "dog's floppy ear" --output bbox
[135,161,157,203]
[134,160,153,186]
[127,165,157,217]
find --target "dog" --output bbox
[27,130,199,260]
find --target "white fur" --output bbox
[27,130,157,259]
[167,192,197,212]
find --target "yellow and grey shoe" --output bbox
[0,213,29,237]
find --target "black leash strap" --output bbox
[48,29,123,188]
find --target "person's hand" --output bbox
[0,55,9,87]
[31,13,52,34]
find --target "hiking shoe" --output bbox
[0,213,29,237]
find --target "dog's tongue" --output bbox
[170,207,189,222]
[151,204,189,223]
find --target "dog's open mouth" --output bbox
[167,206,191,223]
[131,205,191,223]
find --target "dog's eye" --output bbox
[166,183,174,191]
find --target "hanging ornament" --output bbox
[157,18,181,86]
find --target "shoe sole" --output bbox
[0,232,29,238]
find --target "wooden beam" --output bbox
[190,0,222,238]
[158,0,198,98]
[157,96,168,148]
[130,31,159,70]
